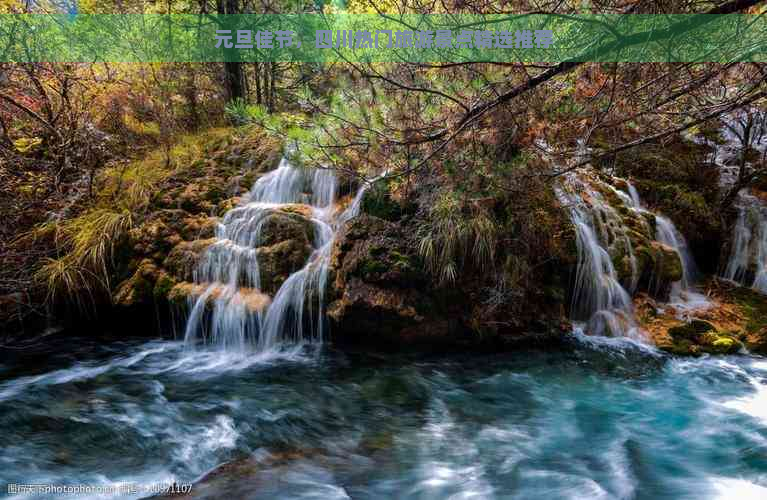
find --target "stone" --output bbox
[167,282,270,313]
[163,238,217,282]
[668,319,717,341]
[651,241,683,284]
[113,259,159,307]
[255,239,313,295]
[256,211,314,248]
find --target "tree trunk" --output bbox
[219,0,245,102]
[184,65,201,129]
[268,62,277,112]
[254,63,262,105]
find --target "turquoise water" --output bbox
[1,335,766,499]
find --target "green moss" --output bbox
[668,319,716,340]
[360,259,388,276]
[732,286,767,333]
[369,244,386,257]
[659,338,697,356]
[153,274,177,301]
[653,242,684,284]
[543,285,565,302]
[205,185,226,203]
[708,336,738,354]
[361,178,415,222]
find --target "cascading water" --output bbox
[655,214,711,314]
[183,156,373,354]
[610,180,705,305]
[710,109,767,293]
[558,172,711,339]
[722,193,767,293]
[556,172,644,340]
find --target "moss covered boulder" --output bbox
[113,259,162,307]
[659,319,743,355]
[163,238,217,282]
[651,241,684,285]
[256,211,314,248]
[327,214,453,345]
[168,282,270,313]
[256,239,313,295]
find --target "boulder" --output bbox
[168,282,270,313]
[113,259,160,307]
[180,215,218,241]
[651,241,683,284]
[163,238,217,282]
[256,239,313,295]
[256,211,314,248]
[327,214,458,346]
[659,319,743,355]
[668,319,716,341]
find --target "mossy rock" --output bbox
[180,215,218,241]
[257,211,314,248]
[153,273,178,301]
[668,319,717,341]
[256,239,314,294]
[204,185,227,203]
[661,325,741,356]
[651,241,683,284]
[700,333,742,355]
[359,259,388,276]
[658,337,698,356]
[361,178,415,222]
[113,259,159,307]
[164,238,217,282]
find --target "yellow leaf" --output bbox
[13,137,42,153]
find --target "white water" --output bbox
[611,179,709,313]
[558,172,711,339]
[655,215,711,315]
[723,193,767,294]
[557,173,643,340]
[714,110,767,293]
[184,157,373,355]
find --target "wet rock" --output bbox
[360,177,415,222]
[168,282,270,312]
[328,214,457,345]
[128,219,176,258]
[660,319,743,355]
[216,196,242,216]
[651,241,684,285]
[256,211,314,248]
[0,293,25,327]
[180,215,218,241]
[150,449,316,500]
[178,183,216,213]
[163,238,217,282]
[668,319,717,341]
[256,239,313,295]
[113,259,160,307]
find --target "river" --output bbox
[1,335,766,499]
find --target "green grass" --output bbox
[731,286,767,333]
[32,208,134,307]
[418,190,497,285]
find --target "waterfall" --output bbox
[723,193,767,293]
[556,172,644,340]
[709,109,767,294]
[558,172,712,338]
[183,156,373,354]
[655,214,711,313]
[612,175,708,310]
